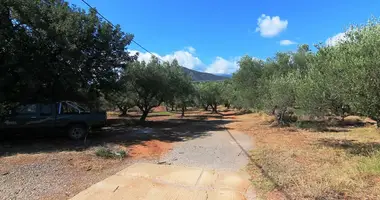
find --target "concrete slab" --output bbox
[117,163,203,186]
[214,171,251,192]
[70,163,253,200]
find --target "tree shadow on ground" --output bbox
[183,115,224,120]
[317,138,380,156]
[219,110,254,116]
[294,118,369,133]
[0,118,231,157]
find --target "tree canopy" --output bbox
[3,1,380,128]
[230,18,380,125]
[0,0,135,113]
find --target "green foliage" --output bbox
[104,78,136,116]
[122,57,168,121]
[4,0,380,130]
[230,18,380,126]
[165,60,195,116]
[358,151,380,175]
[221,80,235,109]
[267,72,298,111]
[232,56,264,108]
[119,57,193,121]
[336,19,380,124]
[0,0,135,111]
[196,81,224,113]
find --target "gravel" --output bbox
[0,151,157,200]
[159,127,254,171]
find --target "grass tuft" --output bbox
[95,147,127,159]
[358,151,380,175]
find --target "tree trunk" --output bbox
[225,103,230,109]
[181,106,185,117]
[120,109,127,116]
[171,105,175,111]
[279,110,285,125]
[140,110,150,122]
[211,104,218,113]
[118,105,128,116]
[204,105,209,111]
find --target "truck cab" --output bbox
[0,101,107,140]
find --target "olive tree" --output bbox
[123,57,169,122]
[0,0,135,113]
[196,82,223,113]
[165,60,195,117]
[337,19,380,126]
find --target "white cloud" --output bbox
[162,51,202,69]
[130,47,240,74]
[129,50,160,63]
[255,14,288,37]
[186,46,196,54]
[280,39,297,46]
[205,57,239,74]
[129,48,202,69]
[326,32,347,46]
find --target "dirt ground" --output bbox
[4,108,377,200]
[0,110,229,200]
[226,112,380,200]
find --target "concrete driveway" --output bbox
[70,163,254,200]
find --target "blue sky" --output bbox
[67,0,380,74]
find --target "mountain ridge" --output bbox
[181,67,229,81]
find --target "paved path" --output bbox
[70,128,255,200]
[159,129,253,171]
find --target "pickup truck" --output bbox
[0,101,107,140]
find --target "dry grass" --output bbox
[227,113,380,200]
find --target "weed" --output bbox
[95,147,127,159]
[358,151,380,175]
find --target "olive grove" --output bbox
[230,18,380,126]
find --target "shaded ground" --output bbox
[0,111,232,200]
[0,117,228,157]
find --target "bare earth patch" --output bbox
[127,140,173,159]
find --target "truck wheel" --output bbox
[67,124,87,140]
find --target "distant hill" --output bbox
[215,74,233,78]
[181,67,229,81]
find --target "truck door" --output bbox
[32,104,55,129]
[54,102,80,128]
[4,104,39,129]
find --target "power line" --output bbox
[78,0,215,83]
[79,0,158,58]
